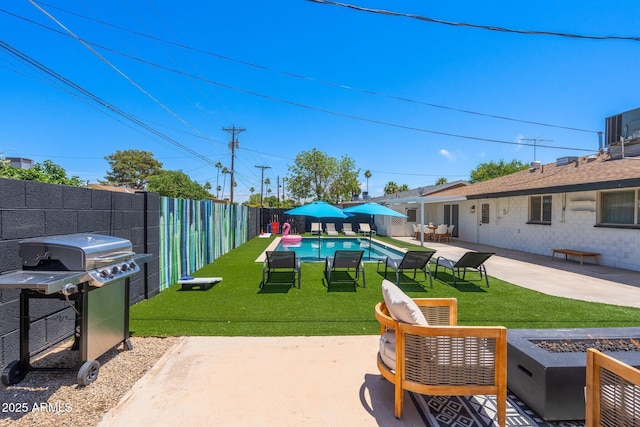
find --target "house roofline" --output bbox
[465,177,640,199]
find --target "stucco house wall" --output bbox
[428,191,640,272]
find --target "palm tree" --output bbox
[364,170,372,195]
[435,177,448,185]
[221,167,230,199]
[384,181,399,195]
[214,162,223,198]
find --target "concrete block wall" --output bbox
[0,178,160,369]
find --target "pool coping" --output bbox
[255,236,410,263]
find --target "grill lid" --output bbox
[19,233,133,271]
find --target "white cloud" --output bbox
[439,149,455,161]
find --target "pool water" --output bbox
[275,237,404,261]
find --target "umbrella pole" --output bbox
[368,214,372,260]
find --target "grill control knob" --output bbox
[129,262,137,270]
[99,270,109,278]
[121,263,129,271]
[111,266,120,274]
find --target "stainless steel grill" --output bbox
[0,233,151,386]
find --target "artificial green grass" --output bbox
[129,236,640,337]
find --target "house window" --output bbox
[481,204,490,224]
[529,195,552,224]
[406,209,417,222]
[599,190,638,225]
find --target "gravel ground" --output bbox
[0,336,180,427]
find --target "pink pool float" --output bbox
[281,223,302,244]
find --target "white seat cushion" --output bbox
[379,330,396,370]
[381,280,428,326]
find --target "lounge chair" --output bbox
[358,223,376,236]
[261,251,301,289]
[376,250,436,288]
[376,280,507,423]
[310,222,322,235]
[434,251,495,287]
[325,223,339,236]
[324,250,365,288]
[342,223,356,236]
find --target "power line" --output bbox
[307,0,640,42]
[0,40,218,167]
[28,0,224,151]
[1,6,599,134]
[67,47,592,153]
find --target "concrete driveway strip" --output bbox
[98,335,424,427]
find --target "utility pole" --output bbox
[223,125,245,204]
[277,175,280,208]
[255,165,271,233]
[255,165,271,207]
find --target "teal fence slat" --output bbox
[159,198,248,291]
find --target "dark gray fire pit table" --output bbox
[507,327,640,421]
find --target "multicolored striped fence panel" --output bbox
[158,197,248,291]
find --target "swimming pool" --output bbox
[275,237,405,261]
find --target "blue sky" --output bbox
[1,0,639,202]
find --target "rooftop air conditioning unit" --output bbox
[556,156,578,166]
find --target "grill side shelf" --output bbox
[0,270,89,295]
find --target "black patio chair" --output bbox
[324,250,365,289]
[261,251,301,289]
[434,251,495,287]
[376,250,436,288]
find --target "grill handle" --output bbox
[89,251,136,263]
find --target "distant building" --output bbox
[6,157,33,169]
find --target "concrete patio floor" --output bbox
[98,238,640,427]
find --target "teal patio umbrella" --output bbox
[343,202,407,258]
[285,201,348,259]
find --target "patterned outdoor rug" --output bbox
[411,392,586,427]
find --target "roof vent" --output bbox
[556,156,578,166]
[587,154,597,162]
[530,160,542,169]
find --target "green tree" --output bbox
[243,192,262,207]
[287,148,360,203]
[435,177,448,185]
[104,149,162,189]
[147,170,211,199]
[0,159,85,186]
[469,159,529,183]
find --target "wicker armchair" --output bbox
[375,297,507,426]
[586,348,640,427]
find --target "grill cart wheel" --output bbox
[1,360,27,386]
[77,360,100,386]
